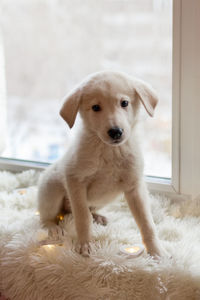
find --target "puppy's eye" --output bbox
[92,104,101,112]
[121,100,129,108]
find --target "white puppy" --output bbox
[38,70,167,258]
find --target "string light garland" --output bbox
[34,210,144,257]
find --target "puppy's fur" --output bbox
[38,71,167,257]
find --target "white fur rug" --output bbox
[0,170,200,300]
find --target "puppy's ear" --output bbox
[133,79,159,117]
[60,87,82,128]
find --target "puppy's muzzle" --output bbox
[107,127,123,141]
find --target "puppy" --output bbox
[38,70,167,258]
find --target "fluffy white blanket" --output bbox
[0,170,200,300]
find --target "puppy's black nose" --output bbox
[107,127,123,140]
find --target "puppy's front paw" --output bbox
[49,225,65,238]
[42,221,65,238]
[145,240,169,260]
[76,242,91,257]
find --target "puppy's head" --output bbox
[60,71,158,146]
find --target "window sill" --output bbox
[0,157,180,196]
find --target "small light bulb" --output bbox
[46,244,55,249]
[124,246,140,253]
[35,211,40,216]
[43,244,55,250]
[18,189,26,195]
[120,244,144,257]
[56,214,64,221]
[39,239,63,249]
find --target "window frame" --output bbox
[1,0,199,199]
[175,0,200,199]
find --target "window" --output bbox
[1,0,200,198]
[0,0,172,179]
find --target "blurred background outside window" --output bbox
[0,0,172,178]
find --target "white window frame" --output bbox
[0,0,200,199]
[172,0,200,200]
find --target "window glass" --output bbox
[0,0,172,178]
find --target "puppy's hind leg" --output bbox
[89,207,108,226]
[38,171,66,238]
[91,212,108,226]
